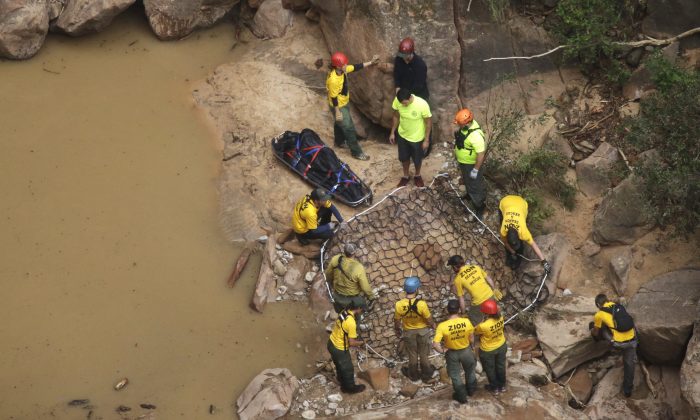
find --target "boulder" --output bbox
[627,269,700,365]
[534,295,609,377]
[237,368,299,420]
[143,0,239,40]
[515,233,570,307]
[281,0,310,11]
[568,369,593,403]
[358,366,389,391]
[0,0,49,60]
[592,176,654,246]
[253,0,293,39]
[642,0,700,40]
[309,274,332,315]
[543,128,573,161]
[575,142,618,197]
[607,247,631,296]
[680,305,700,417]
[282,257,309,292]
[586,365,692,420]
[53,0,134,36]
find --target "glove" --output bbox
[469,168,479,179]
[493,289,503,301]
[371,54,380,64]
[542,260,552,273]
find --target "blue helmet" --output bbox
[403,276,421,293]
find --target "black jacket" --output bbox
[393,54,429,101]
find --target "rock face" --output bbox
[237,368,299,420]
[642,0,700,40]
[592,176,654,245]
[586,365,692,420]
[253,0,293,39]
[143,0,239,40]
[607,247,631,296]
[628,269,700,365]
[680,304,700,417]
[575,142,618,197]
[53,0,135,36]
[534,295,609,377]
[0,0,49,59]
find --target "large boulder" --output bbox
[510,233,569,308]
[592,176,654,245]
[53,0,134,36]
[642,0,700,40]
[627,269,700,365]
[252,0,293,39]
[575,142,618,197]
[607,247,631,296]
[143,0,239,40]
[534,295,609,377]
[0,0,49,59]
[680,304,700,417]
[237,368,299,420]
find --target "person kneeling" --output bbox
[292,188,343,245]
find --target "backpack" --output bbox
[601,303,635,332]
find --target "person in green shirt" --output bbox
[453,108,487,220]
[325,243,377,313]
[389,88,432,188]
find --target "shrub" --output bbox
[621,55,700,234]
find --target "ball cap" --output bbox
[311,188,331,202]
[447,255,463,266]
[344,243,357,255]
[447,299,460,312]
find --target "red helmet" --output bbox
[331,52,348,68]
[398,37,415,54]
[480,299,499,315]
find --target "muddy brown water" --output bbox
[0,9,320,419]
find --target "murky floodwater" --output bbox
[0,8,320,419]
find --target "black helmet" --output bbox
[447,255,464,267]
[310,188,331,202]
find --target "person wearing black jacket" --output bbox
[393,37,429,101]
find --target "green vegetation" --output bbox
[621,55,700,234]
[486,0,509,23]
[483,105,576,230]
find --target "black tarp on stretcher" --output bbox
[271,129,373,207]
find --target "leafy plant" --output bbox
[621,55,700,234]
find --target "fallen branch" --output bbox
[614,27,700,48]
[483,27,700,62]
[618,149,633,173]
[227,248,252,288]
[640,360,657,398]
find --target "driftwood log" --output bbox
[250,235,277,312]
[227,248,252,288]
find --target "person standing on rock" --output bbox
[447,255,502,324]
[453,108,487,221]
[326,51,379,161]
[590,294,638,398]
[498,195,550,272]
[474,300,507,394]
[433,299,477,404]
[389,88,432,187]
[292,188,343,244]
[393,37,429,101]
[393,276,436,382]
[325,243,377,313]
[327,301,366,394]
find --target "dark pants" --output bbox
[599,326,638,395]
[499,209,524,270]
[480,342,507,388]
[445,347,477,402]
[332,106,363,157]
[327,339,356,390]
[403,328,434,381]
[296,207,333,242]
[459,162,486,217]
[396,132,425,167]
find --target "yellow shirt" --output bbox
[394,298,431,330]
[454,120,486,165]
[454,265,494,305]
[291,194,331,234]
[434,317,474,350]
[499,195,534,245]
[325,254,374,298]
[594,302,636,342]
[474,316,506,352]
[391,95,432,142]
[329,310,358,350]
[326,65,356,108]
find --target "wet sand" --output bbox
[0,8,320,419]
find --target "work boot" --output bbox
[353,153,370,161]
[401,366,420,382]
[414,175,425,187]
[341,384,366,394]
[452,391,468,404]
